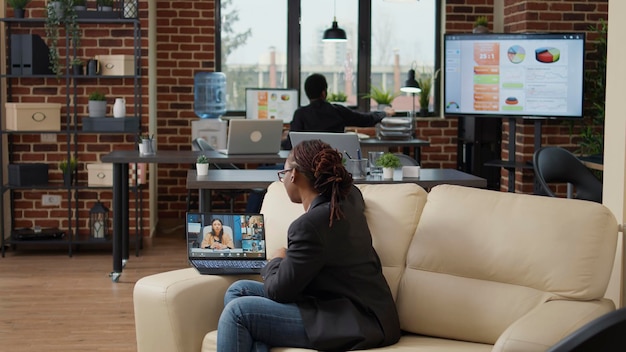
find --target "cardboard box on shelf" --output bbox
[95,54,135,76]
[5,103,61,131]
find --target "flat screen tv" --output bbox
[444,32,585,119]
[245,88,298,123]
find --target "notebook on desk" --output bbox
[217,119,283,155]
[289,131,361,159]
[186,212,267,275]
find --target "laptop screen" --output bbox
[186,213,266,260]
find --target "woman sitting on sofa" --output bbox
[216,139,401,351]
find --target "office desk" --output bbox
[187,168,487,210]
[359,137,430,163]
[101,150,289,282]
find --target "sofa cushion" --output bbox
[260,181,428,300]
[397,185,618,344]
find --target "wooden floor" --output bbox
[0,228,188,352]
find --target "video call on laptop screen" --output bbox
[186,213,266,259]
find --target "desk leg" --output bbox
[111,163,125,282]
[199,189,211,212]
[122,163,130,266]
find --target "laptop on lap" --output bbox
[218,119,283,155]
[186,212,267,275]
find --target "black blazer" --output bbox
[261,186,401,351]
[281,100,386,150]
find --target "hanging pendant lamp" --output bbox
[323,0,347,42]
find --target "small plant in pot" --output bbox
[8,0,31,18]
[97,0,114,11]
[327,91,348,104]
[59,157,78,186]
[196,155,209,176]
[376,153,401,179]
[72,0,86,11]
[137,134,155,155]
[71,58,84,76]
[416,68,440,117]
[88,91,107,117]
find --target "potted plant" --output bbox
[376,153,401,179]
[45,0,81,77]
[71,58,84,76]
[88,91,107,117]
[196,155,209,176]
[8,0,31,18]
[327,91,348,104]
[362,85,400,111]
[59,156,78,186]
[473,16,489,33]
[97,0,114,11]
[416,68,440,117]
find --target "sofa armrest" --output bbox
[493,298,615,352]
[133,268,258,352]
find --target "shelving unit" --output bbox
[0,12,142,257]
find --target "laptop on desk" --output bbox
[289,132,361,159]
[186,212,267,275]
[217,119,283,155]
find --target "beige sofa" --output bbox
[134,182,618,352]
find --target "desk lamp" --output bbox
[323,0,347,42]
[400,66,421,119]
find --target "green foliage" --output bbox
[196,155,209,164]
[474,16,488,27]
[72,0,86,6]
[45,0,81,77]
[59,157,78,173]
[89,91,106,101]
[362,85,400,105]
[417,68,440,112]
[578,19,607,156]
[97,0,114,6]
[376,153,401,168]
[327,91,347,103]
[8,0,31,9]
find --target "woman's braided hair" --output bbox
[292,139,353,226]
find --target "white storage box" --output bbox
[95,54,135,76]
[87,163,113,186]
[5,103,61,131]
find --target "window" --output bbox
[219,0,441,115]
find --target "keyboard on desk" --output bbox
[191,259,267,275]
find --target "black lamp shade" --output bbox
[323,20,347,42]
[401,69,421,93]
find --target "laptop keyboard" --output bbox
[193,260,267,269]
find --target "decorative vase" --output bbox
[196,163,209,176]
[382,167,394,179]
[113,98,126,118]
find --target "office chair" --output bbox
[533,146,602,203]
[394,153,419,166]
[547,307,626,352]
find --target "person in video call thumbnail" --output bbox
[200,218,234,250]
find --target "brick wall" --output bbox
[6,0,609,233]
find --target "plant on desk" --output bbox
[362,85,399,111]
[196,155,209,176]
[376,153,401,179]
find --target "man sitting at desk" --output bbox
[281,73,395,150]
[200,218,234,250]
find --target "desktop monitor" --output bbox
[245,88,298,123]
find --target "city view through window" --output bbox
[221,0,436,114]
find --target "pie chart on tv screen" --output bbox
[507,45,526,64]
[535,47,561,63]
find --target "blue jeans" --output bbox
[217,280,311,352]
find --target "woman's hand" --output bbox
[271,247,287,259]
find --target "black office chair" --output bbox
[533,146,602,203]
[547,307,626,352]
[394,153,419,166]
